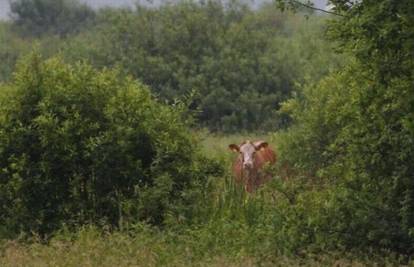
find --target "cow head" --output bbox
[229,140,268,170]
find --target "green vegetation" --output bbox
[65,2,343,131]
[10,0,96,37]
[1,0,414,265]
[0,225,404,267]
[0,54,222,237]
[278,0,414,254]
[1,0,343,131]
[0,22,31,82]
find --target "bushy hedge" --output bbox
[0,55,220,237]
[276,0,414,254]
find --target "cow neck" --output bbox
[241,166,258,180]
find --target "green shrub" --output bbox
[277,0,414,254]
[0,54,219,237]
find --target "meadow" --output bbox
[0,226,396,267]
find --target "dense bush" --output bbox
[0,54,221,237]
[277,0,414,254]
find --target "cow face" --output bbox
[229,140,268,170]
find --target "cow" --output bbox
[228,140,277,193]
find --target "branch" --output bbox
[288,0,346,17]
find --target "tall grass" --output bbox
[0,132,409,266]
[0,224,402,266]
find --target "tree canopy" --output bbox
[62,2,342,131]
[10,0,96,36]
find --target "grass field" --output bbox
[197,131,277,159]
[0,226,395,267]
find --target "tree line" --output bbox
[1,0,343,132]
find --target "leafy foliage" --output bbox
[60,2,341,132]
[10,0,96,37]
[0,54,221,236]
[278,0,414,254]
[0,23,31,82]
[1,1,342,132]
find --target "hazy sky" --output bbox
[0,0,328,20]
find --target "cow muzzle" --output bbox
[243,162,253,169]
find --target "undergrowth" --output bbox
[0,134,411,266]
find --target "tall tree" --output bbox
[10,0,95,37]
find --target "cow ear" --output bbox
[254,141,268,151]
[228,144,240,152]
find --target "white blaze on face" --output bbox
[239,142,256,170]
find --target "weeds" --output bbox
[0,133,411,266]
